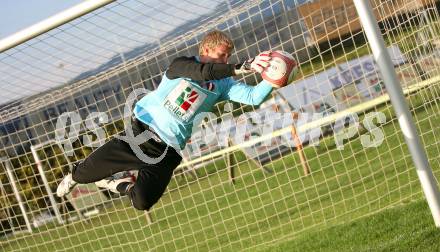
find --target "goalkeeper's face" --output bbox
[202,44,232,64]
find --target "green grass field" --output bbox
[263,200,440,252]
[2,84,440,251]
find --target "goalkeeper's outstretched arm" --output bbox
[165,53,271,81]
[165,56,236,81]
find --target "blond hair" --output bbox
[199,30,234,55]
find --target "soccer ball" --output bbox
[261,51,298,87]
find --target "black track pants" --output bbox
[72,118,182,210]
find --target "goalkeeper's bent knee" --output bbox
[131,197,153,211]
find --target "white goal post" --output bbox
[354,0,440,227]
[0,0,116,53]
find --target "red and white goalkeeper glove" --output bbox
[234,51,271,75]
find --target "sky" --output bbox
[0,0,83,39]
[0,0,229,106]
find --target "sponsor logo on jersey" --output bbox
[175,87,199,111]
[163,80,207,121]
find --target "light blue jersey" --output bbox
[134,74,272,150]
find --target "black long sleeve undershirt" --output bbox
[165,56,236,81]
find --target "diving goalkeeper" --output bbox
[57,30,277,211]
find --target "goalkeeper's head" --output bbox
[199,30,234,64]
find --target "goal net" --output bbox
[1,0,440,250]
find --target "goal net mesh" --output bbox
[1,0,440,251]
